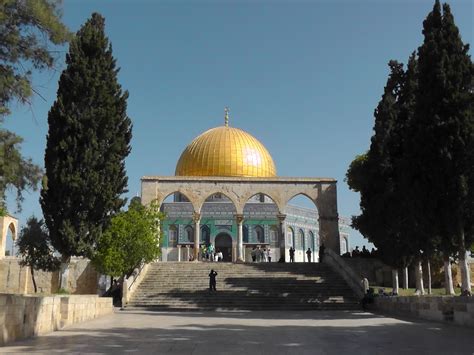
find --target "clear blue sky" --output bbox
[3,0,473,250]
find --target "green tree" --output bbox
[0,0,70,116]
[16,216,60,293]
[41,13,132,263]
[0,0,70,214]
[405,1,473,294]
[347,61,417,293]
[92,199,162,279]
[0,130,42,214]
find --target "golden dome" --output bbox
[175,125,276,177]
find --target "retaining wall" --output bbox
[0,294,113,345]
[374,296,474,327]
[0,258,99,295]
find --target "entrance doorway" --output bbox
[215,233,233,262]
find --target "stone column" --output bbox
[193,212,200,261]
[318,215,340,254]
[177,245,182,262]
[317,184,341,254]
[277,214,286,262]
[236,214,244,262]
[232,243,237,262]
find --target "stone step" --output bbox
[128,262,359,311]
[126,304,361,311]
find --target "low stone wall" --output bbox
[0,294,113,345]
[374,296,474,327]
[0,258,99,295]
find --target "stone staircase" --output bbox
[127,262,360,311]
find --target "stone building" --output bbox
[142,111,350,263]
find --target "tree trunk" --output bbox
[402,267,409,289]
[458,229,472,295]
[443,255,455,295]
[459,250,472,295]
[426,259,432,295]
[392,269,399,295]
[415,260,424,295]
[30,266,37,294]
[59,256,70,291]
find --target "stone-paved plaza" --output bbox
[2,310,473,354]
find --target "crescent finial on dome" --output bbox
[224,107,229,127]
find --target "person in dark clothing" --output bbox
[106,279,122,307]
[251,246,257,262]
[319,243,325,263]
[361,288,375,310]
[209,269,218,291]
[289,247,295,263]
[306,248,312,262]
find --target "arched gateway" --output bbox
[141,111,343,262]
[215,233,233,262]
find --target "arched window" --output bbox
[201,225,210,245]
[269,226,278,247]
[185,225,194,243]
[243,225,249,243]
[295,229,304,250]
[168,225,177,247]
[255,225,264,244]
[341,237,349,254]
[287,227,294,247]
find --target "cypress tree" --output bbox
[347,61,416,293]
[41,13,132,261]
[407,1,473,294]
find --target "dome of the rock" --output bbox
[175,124,276,177]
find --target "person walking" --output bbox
[208,269,218,291]
[267,247,272,262]
[306,248,312,262]
[289,247,295,263]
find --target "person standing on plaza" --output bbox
[263,248,268,262]
[289,247,295,262]
[209,269,218,291]
[267,247,272,262]
[306,248,312,262]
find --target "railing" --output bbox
[122,262,150,307]
[324,248,366,299]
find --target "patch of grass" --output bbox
[56,288,70,295]
[371,286,462,296]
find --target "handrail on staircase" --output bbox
[128,262,146,291]
[122,262,150,306]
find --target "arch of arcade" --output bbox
[141,176,341,262]
[0,215,18,259]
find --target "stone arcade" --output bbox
[141,111,349,263]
